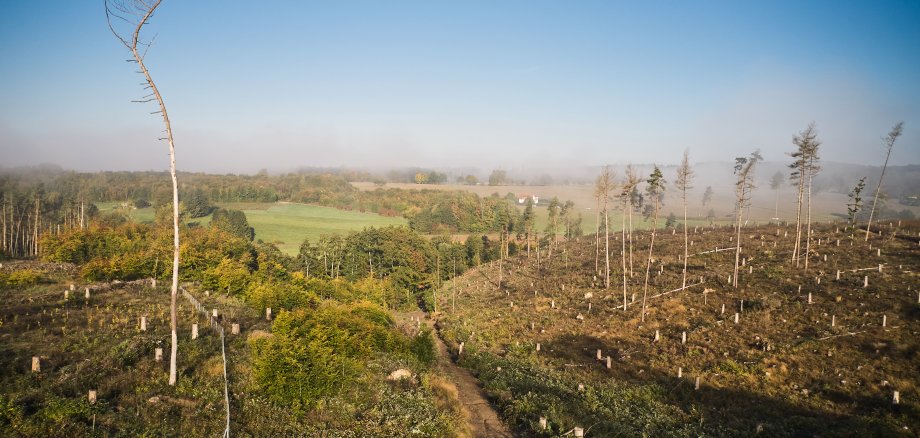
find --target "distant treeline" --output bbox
[0,166,551,259]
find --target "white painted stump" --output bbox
[155,348,163,362]
[31,356,40,372]
[88,390,97,404]
[191,323,199,340]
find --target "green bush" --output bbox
[1,269,43,288]
[250,302,423,409]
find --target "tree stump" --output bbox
[31,357,40,373]
[155,348,163,362]
[88,390,97,404]
[191,323,198,340]
[231,323,240,335]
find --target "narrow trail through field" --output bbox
[404,311,513,438]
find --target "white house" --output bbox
[517,194,539,205]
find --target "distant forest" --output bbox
[1,162,915,259]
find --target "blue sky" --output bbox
[1,1,918,172]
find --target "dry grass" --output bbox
[436,220,920,435]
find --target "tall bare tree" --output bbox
[802,132,821,274]
[769,171,784,220]
[865,122,904,241]
[595,166,616,289]
[640,166,665,322]
[624,165,641,277]
[106,0,181,386]
[732,150,762,288]
[789,124,819,267]
[593,181,602,275]
[675,150,694,289]
[619,175,631,310]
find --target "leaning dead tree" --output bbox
[106,0,181,386]
[865,122,904,241]
[732,150,761,289]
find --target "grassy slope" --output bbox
[435,220,920,436]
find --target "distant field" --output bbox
[96,201,156,222]
[97,201,406,256]
[353,181,919,234]
[241,203,406,255]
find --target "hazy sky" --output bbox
[1,1,918,173]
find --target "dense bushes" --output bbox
[250,302,434,409]
[0,269,43,289]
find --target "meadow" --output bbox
[98,202,406,256]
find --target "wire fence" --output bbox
[180,286,231,438]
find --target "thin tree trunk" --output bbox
[621,199,628,311]
[804,170,813,273]
[733,187,744,289]
[641,199,659,323]
[682,189,688,289]
[595,195,600,275]
[604,203,610,289]
[866,146,894,241]
[628,202,634,277]
[792,167,805,266]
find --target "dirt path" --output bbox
[404,311,513,438]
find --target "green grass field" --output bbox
[97,201,406,256]
[241,203,406,255]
